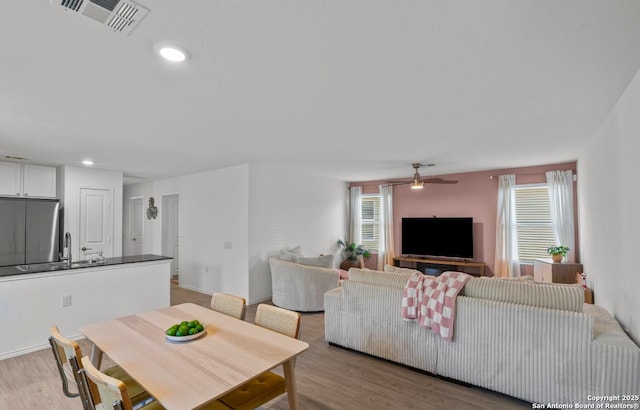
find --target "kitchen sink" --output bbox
[16,259,108,272]
[16,261,69,272]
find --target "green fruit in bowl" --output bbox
[166,320,204,337]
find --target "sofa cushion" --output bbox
[383,264,422,275]
[349,268,411,288]
[462,277,584,312]
[496,275,535,282]
[583,304,638,348]
[298,254,334,269]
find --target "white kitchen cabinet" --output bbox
[23,164,57,197]
[0,162,22,196]
[0,162,57,198]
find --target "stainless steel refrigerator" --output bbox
[0,198,60,267]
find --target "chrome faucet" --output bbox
[60,232,72,268]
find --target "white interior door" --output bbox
[162,194,179,279]
[130,197,144,255]
[80,188,113,260]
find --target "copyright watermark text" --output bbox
[532,395,640,409]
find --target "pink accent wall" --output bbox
[352,162,578,275]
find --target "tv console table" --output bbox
[393,256,486,277]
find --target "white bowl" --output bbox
[165,325,206,342]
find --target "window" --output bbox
[361,194,380,252]
[514,184,556,262]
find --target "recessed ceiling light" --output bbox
[154,42,190,62]
[82,160,94,166]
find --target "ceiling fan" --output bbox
[386,163,458,189]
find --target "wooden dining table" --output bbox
[80,303,309,410]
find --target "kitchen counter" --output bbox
[0,254,172,359]
[0,254,172,278]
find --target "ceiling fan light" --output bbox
[410,180,424,190]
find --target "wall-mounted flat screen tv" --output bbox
[401,217,474,259]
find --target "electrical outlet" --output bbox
[205,265,209,272]
[224,242,232,250]
[62,295,72,307]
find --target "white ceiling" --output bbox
[2,1,640,184]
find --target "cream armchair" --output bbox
[269,257,340,312]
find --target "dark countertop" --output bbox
[0,254,172,279]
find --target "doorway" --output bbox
[79,188,113,259]
[162,194,180,282]
[126,196,144,256]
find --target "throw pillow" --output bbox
[285,245,304,256]
[279,250,299,262]
[298,254,334,269]
[279,245,304,262]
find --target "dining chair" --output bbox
[49,326,151,409]
[78,356,232,410]
[78,356,161,410]
[210,292,247,320]
[219,304,301,410]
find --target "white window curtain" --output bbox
[349,186,362,245]
[377,184,395,270]
[546,170,576,263]
[494,174,520,277]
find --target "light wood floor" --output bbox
[0,283,530,409]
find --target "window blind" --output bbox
[361,195,380,252]
[514,185,556,262]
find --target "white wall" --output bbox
[124,163,348,304]
[578,69,640,343]
[60,166,123,260]
[125,165,250,298]
[248,163,349,303]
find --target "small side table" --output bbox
[583,288,594,304]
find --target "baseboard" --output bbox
[0,343,49,360]
[0,333,84,360]
[177,283,213,295]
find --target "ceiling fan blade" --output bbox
[384,164,458,186]
[423,177,458,184]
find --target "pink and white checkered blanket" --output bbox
[401,271,472,340]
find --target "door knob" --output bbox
[82,247,92,251]
[133,238,137,241]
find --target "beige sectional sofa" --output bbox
[324,268,640,404]
[270,257,340,312]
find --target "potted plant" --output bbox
[547,245,569,263]
[337,239,371,270]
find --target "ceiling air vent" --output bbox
[54,0,149,36]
